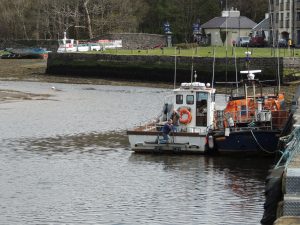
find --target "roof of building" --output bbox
[252,17,270,31]
[202,16,257,29]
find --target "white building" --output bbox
[202,8,257,46]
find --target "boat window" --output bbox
[241,105,247,116]
[196,92,208,101]
[186,95,194,105]
[176,95,183,104]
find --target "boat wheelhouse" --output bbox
[127,81,216,153]
[212,70,290,153]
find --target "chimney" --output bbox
[265,13,269,19]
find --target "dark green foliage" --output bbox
[0,0,267,41]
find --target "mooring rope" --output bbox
[250,129,275,154]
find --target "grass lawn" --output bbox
[88,46,300,58]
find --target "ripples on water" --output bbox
[0,81,273,225]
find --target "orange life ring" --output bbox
[179,108,192,124]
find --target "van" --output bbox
[237,36,250,47]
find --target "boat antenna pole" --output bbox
[225,0,228,94]
[212,46,216,88]
[268,0,280,94]
[174,47,177,89]
[190,48,194,83]
[277,45,281,93]
[234,45,238,91]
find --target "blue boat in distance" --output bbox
[2,47,48,59]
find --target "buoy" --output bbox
[208,135,214,149]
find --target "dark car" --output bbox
[249,35,267,47]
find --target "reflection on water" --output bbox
[8,131,130,154]
[0,81,272,225]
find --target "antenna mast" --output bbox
[212,47,216,88]
[190,49,194,83]
[174,47,177,89]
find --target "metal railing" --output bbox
[214,109,289,130]
[275,126,300,169]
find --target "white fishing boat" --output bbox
[127,78,216,153]
[57,32,122,53]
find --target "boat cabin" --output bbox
[165,82,216,134]
[127,80,216,153]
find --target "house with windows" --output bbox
[201,8,257,46]
[269,0,300,46]
[252,13,270,44]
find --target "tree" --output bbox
[83,0,93,39]
[226,0,268,22]
[0,0,266,41]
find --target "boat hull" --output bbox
[213,129,281,154]
[127,130,208,154]
[1,53,47,59]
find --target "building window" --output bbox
[297,30,300,45]
[297,12,300,21]
[196,92,208,101]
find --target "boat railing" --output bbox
[133,120,158,131]
[133,120,209,134]
[214,109,290,130]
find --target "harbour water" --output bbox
[0,81,273,224]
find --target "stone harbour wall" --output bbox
[46,53,283,83]
[94,33,166,49]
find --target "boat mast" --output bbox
[174,47,177,89]
[212,46,216,89]
[225,0,228,93]
[234,45,238,92]
[268,0,280,94]
[277,46,281,93]
[190,49,194,83]
[245,82,248,120]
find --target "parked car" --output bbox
[278,39,287,47]
[89,43,102,51]
[249,35,267,47]
[237,36,250,47]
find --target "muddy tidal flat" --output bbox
[0,59,174,102]
[0,58,299,105]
